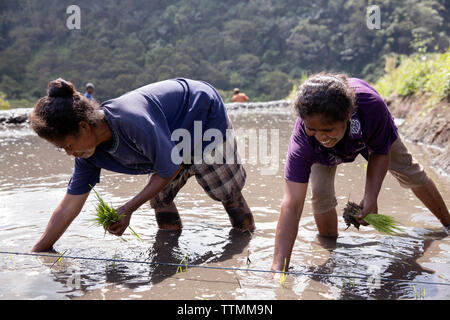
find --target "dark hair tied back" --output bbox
[29,78,103,141]
[47,78,76,98]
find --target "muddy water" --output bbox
[0,107,449,300]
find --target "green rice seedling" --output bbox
[106,253,117,271]
[176,254,189,274]
[280,258,288,287]
[412,285,426,300]
[363,213,404,235]
[127,227,143,241]
[342,273,356,289]
[343,201,404,235]
[89,185,143,241]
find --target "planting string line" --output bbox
[1,250,450,287]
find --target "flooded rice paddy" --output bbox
[0,106,449,300]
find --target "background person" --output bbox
[232,88,249,103]
[84,83,95,100]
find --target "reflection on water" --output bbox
[0,106,449,300]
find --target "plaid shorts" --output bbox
[148,126,247,208]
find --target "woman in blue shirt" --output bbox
[29,78,255,252]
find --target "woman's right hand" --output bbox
[271,181,307,283]
[31,193,89,252]
[271,268,283,281]
[31,246,57,254]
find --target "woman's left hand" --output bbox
[357,198,378,226]
[107,205,133,236]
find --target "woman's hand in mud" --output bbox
[270,264,285,281]
[444,224,450,236]
[108,205,133,236]
[31,245,57,253]
[271,270,282,281]
[358,198,378,226]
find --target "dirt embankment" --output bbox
[385,95,450,175]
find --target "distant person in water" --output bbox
[232,88,249,103]
[271,73,450,274]
[29,78,255,252]
[84,83,95,101]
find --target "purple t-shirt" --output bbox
[284,78,398,183]
[67,78,229,195]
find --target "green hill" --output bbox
[0,0,449,105]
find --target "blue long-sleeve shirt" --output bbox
[67,78,229,195]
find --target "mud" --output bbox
[0,104,449,300]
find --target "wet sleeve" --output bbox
[123,112,180,179]
[67,158,101,195]
[284,125,314,183]
[361,95,399,155]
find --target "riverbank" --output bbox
[385,95,449,176]
[0,101,293,125]
[374,49,449,175]
[0,108,30,125]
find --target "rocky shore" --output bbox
[226,100,291,110]
[0,100,293,125]
[385,95,449,176]
[0,108,31,125]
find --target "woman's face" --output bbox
[303,114,349,148]
[51,122,98,158]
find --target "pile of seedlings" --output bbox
[343,201,404,235]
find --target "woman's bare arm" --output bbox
[358,152,390,223]
[31,192,90,252]
[107,166,182,236]
[271,180,308,271]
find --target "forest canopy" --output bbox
[0,0,449,105]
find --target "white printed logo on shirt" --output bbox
[350,119,361,135]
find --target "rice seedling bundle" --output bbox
[90,185,143,241]
[343,201,404,235]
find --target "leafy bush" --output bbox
[0,92,10,110]
[375,48,450,104]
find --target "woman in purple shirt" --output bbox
[29,78,255,252]
[271,73,450,273]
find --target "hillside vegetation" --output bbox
[375,48,450,106]
[0,0,449,105]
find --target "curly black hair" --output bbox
[293,73,356,123]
